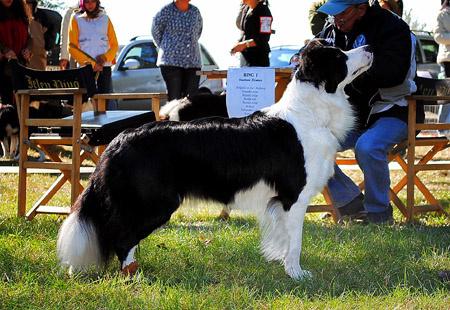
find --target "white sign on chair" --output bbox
[226,67,275,118]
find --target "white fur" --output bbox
[159,100,183,121]
[57,211,101,272]
[258,45,373,279]
[122,246,137,269]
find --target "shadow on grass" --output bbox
[0,215,448,298]
[135,219,450,297]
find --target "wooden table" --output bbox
[94,92,168,121]
[198,68,293,102]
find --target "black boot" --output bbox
[336,193,366,222]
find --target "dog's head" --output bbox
[0,104,19,140]
[295,40,373,93]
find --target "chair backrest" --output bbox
[10,60,97,101]
[414,76,450,101]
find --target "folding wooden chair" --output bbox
[398,77,450,221]
[12,61,155,220]
[309,77,450,223]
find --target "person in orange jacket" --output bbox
[68,0,118,108]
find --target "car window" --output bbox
[200,45,215,66]
[270,49,297,67]
[120,42,158,70]
[415,42,423,64]
[420,39,438,63]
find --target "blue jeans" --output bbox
[328,117,408,213]
[160,66,200,101]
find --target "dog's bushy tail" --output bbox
[57,194,103,272]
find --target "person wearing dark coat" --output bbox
[313,0,420,224]
[230,0,273,67]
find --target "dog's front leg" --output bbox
[283,200,312,280]
[9,134,19,158]
[1,139,7,158]
[121,245,139,276]
[1,138,11,158]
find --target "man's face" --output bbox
[333,5,365,33]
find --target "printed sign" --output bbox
[226,67,275,118]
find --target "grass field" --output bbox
[0,169,449,309]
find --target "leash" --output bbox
[69,43,101,81]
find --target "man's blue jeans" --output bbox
[328,117,408,213]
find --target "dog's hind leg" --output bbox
[260,198,289,262]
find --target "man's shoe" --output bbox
[337,193,365,217]
[365,204,394,225]
[336,193,366,223]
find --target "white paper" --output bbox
[226,67,275,118]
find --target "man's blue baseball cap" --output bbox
[318,0,368,16]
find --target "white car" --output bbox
[112,36,223,109]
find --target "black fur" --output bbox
[75,112,307,263]
[177,93,228,121]
[296,40,348,93]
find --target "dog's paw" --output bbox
[285,265,312,281]
[122,261,139,276]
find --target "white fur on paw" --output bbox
[285,265,312,280]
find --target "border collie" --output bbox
[57,41,373,280]
[159,91,228,122]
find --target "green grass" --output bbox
[0,172,449,309]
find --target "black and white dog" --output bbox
[159,91,228,122]
[57,42,373,280]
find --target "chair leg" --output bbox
[17,94,30,217]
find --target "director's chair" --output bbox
[12,61,155,220]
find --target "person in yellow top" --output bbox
[68,0,118,108]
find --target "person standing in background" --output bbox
[59,2,78,69]
[68,0,118,108]
[434,0,450,77]
[309,0,328,36]
[434,0,450,136]
[375,0,403,17]
[0,0,32,105]
[26,0,47,70]
[230,0,272,67]
[151,0,203,101]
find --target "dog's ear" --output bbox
[294,43,324,88]
[296,43,348,93]
[324,75,339,93]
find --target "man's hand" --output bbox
[230,41,248,55]
[59,58,69,69]
[4,49,17,60]
[93,63,104,72]
[95,54,106,66]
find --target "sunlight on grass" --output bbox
[0,171,449,308]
